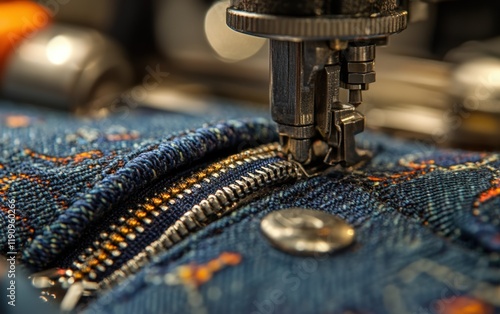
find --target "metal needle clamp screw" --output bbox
[260,208,355,256]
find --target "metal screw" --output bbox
[260,208,355,256]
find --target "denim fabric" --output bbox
[0,101,275,269]
[1,101,500,314]
[58,154,284,283]
[84,134,500,314]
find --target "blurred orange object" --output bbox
[0,1,52,75]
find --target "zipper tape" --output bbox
[23,119,277,268]
[31,142,305,311]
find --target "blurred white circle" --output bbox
[204,0,266,62]
[46,35,73,65]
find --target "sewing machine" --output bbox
[158,0,500,156]
[2,0,500,155]
[222,0,500,167]
[225,0,407,167]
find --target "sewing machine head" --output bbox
[2,0,499,153]
[225,0,409,167]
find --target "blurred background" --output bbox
[1,0,500,150]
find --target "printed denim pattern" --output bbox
[85,134,500,314]
[1,101,499,313]
[0,102,276,269]
[56,144,289,286]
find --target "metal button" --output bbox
[260,208,355,256]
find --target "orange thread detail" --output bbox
[474,179,500,208]
[159,192,171,201]
[118,226,132,235]
[109,233,124,243]
[97,252,108,261]
[207,260,222,272]
[0,173,65,210]
[5,115,32,128]
[103,242,117,252]
[219,252,243,265]
[366,159,440,184]
[175,252,242,287]
[105,133,140,141]
[73,272,83,280]
[151,198,162,206]
[24,149,103,164]
[194,268,212,283]
[435,296,493,314]
[88,258,99,267]
[126,218,139,227]
[367,176,385,182]
[178,266,194,280]
[80,266,91,274]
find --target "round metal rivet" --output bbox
[260,208,355,256]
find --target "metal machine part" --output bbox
[227,0,408,166]
[1,24,133,115]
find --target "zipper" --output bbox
[69,143,283,283]
[100,157,300,290]
[30,143,304,311]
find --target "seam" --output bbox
[22,118,277,268]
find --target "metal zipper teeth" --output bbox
[69,143,282,282]
[100,158,302,290]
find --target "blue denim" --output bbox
[83,134,500,314]
[0,102,275,268]
[1,100,499,314]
